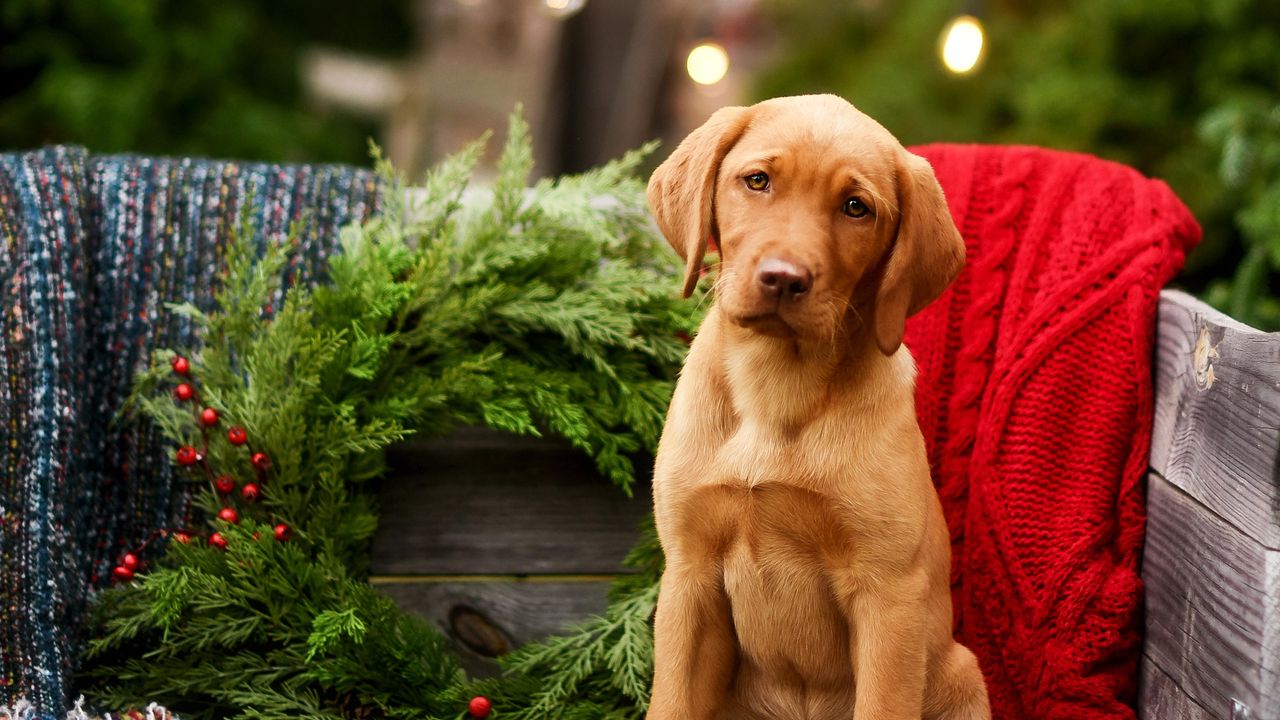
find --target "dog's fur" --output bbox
[645,95,990,720]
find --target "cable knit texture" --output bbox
[904,144,1201,719]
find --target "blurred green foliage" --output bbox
[0,0,413,164]
[756,0,1280,328]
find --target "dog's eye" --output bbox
[843,197,870,218]
[744,172,770,191]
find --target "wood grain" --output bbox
[1141,471,1278,720]
[1139,657,1216,720]
[373,578,612,677]
[369,426,651,575]
[1150,290,1280,549]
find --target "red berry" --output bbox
[171,356,190,375]
[273,524,290,542]
[209,532,228,550]
[173,532,191,544]
[241,483,260,502]
[175,446,198,466]
[227,426,247,446]
[121,553,139,571]
[200,407,219,426]
[468,696,492,719]
[218,507,239,524]
[112,565,135,582]
[251,452,271,471]
[174,383,194,401]
[214,475,236,494]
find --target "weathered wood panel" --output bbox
[1142,471,1278,719]
[369,427,650,575]
[1150,289,1280,549]
[370,427,646,675]
[374,579,612,677]
[1140,657,1216,720]
[1142,290,1280,720]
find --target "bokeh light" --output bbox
[940,15,985,75]
[687,41,730,86]
[543,0,586,19]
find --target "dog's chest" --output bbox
[657,407,921,715]
[716,419,843,487]
[709,478,855,691]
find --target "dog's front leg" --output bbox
[647,556,737,720]
[847,573,928,720]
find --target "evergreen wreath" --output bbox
[79,111,697,720]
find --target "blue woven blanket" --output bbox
[0,147,379,718]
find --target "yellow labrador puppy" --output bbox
[645,95,990,720]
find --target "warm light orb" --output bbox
[543,0,585,18]
[940,15,985,75]
[687,42,730,86]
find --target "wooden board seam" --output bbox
[370,573,623,585]
[1152,467,1280,554]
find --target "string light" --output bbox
[543,0,586,18]
[940,15,985,75]
[687,41,730,86]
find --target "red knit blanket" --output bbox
[904,144,1201,719]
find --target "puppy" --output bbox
[645,95,990,720]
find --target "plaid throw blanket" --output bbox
[0,146,378,718]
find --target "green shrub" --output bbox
[0,0,412,163]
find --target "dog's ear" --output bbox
[647,106,753,298]
[872,151,965,355]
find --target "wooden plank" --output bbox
[1151,289,1280,549]
[1141,471,1279,719]
[373,578,611,677]
[1139,656,1216,720]
[369,427,651,575]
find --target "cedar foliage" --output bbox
[80,110,687,720]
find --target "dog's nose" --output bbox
[756,258,812,300]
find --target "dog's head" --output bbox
[648,94,964,355]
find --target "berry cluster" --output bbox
[110,354,291,583]
[113,359,497,720]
